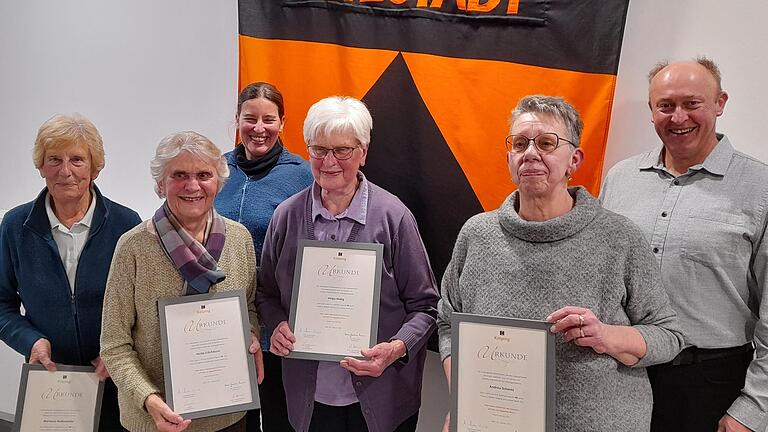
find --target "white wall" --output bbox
[605,0,768,170]
[0,0,240,417]
[1,0,766,427]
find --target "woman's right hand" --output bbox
[442,412,450,432]
[270,321,296,356]
[145,394,191,431]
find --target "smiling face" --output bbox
[40,142,99,207]
[309,131,367,196]
[157,151,220,229]
[237,97,284,159]
[507,112,583,198]
[649,62,728,166]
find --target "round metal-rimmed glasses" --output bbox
[306,144,360,160]
[505,133,575,154]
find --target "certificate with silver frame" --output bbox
[288,239,383,362]
[158,290,260,420]
[451,313,555,432]
[13,363,104,432]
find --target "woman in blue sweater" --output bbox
[215,82,313,432]
[0,114,140,431]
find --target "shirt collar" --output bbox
[639,133,732,176]
[45,188,97,231]
[311,172,369,225]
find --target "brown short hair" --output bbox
[237,82,285,118]
[648,56,722,92]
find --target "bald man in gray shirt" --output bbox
[601,57,768,432]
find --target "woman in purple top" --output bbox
[257,96,440,432]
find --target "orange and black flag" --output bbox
[239,0,630,281]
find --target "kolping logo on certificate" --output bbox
[451,313,555,432]
[288,240,384,362]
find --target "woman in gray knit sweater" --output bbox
[437,95,684,431]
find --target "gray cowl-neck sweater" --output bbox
[438,186,683,431]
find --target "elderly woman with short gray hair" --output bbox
[257,96,440,432]
[101,131,262,432]
[0,113,140,432]
[437,95,684,431]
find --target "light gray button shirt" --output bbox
[600,134,768,430]
[45,191,96,294]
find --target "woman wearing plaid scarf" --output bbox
[101,131,262,432]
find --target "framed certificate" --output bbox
[13,364,104,432]
[450,313,555,432]
[288,240,384,362]
[158,290,260,420]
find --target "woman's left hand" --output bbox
[340,340,406,377]
[90,357,110,382]
[547,306,611,354]
[249,333,265,384]
[547,306,646,365]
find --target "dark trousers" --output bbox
[648,346,753,432]
[246,351,294,431]
[308,402,418,432]
[99,379,127,432]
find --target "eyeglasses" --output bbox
[307,145,360,160]
[505,133,575,154]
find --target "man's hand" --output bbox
[145,394,191,432]
[29,339,56,372]
[340,340,406,377]
[717,415,752,432]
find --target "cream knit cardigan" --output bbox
[101,219,258,432]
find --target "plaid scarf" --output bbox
[152,202,226,295]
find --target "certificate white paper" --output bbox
[158,290,259,419]
[451,313,555,432]
[288,240,383,361]
[13,364,104,432]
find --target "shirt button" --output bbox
[661,211,668,217]
[364,409,371,415]
[673,179,680,185]
[355,381,363,387]
[653,247,660,253]
[331,234,336,240]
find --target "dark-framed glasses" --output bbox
[307,144,360,160]
[505,133,575,154]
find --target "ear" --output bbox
[279,116,285,133]
[567,148,585,176]
[91,168,102,181]
[647,98,656,124]
[358,144,368,167]
[715,91,728,117]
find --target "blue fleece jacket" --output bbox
[214,146,313,264]
[0,186,140,366]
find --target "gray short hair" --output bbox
[303,96,372,147]
[647,56,723,93]
[150,131,229,198]
[510,95,583,147]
